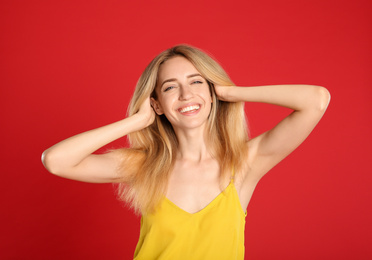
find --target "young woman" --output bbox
[42,45,330,259]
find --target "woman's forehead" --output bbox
[158,56,200,81]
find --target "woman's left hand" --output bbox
[214,84,239,102]
[214,84,230,101]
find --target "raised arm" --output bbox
[215,84,330,183]
[41,98,155,183]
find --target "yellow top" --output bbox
[133,181,246,259]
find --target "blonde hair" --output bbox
[116,44,249,215]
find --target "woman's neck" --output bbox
[174,125,211,162]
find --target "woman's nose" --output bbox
[179,85,193,100]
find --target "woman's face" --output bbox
[152,56,212,131]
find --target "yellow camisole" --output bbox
[133,180,246,259]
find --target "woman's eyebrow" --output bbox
[161,78,177,88]
[187,73,202,78]
[160,74,203,88]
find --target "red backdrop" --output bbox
[1,0,371,259]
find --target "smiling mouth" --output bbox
[178,105,200,113]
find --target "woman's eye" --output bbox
[192,80,203,84]
[164,86,174,92]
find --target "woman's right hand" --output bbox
[136,97,156,128]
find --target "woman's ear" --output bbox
[150,97,164,115]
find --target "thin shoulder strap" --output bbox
[230,166,235,183]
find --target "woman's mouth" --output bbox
[178,105,200,114]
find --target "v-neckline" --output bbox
[164,182,233,216]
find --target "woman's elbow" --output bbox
[41,149,61,175]
[313,86,331,112]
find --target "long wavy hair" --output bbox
[116,44,249,215]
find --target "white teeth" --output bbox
[179,105,200,113]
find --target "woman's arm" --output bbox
[215,84,330,183]
[41,98,155,183]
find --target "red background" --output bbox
[1,0,371,259]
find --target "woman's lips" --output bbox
[178,104,201,114]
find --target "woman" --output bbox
[42,45,330,259]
